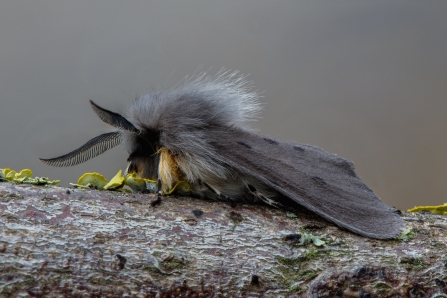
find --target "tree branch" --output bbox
[0,183,446,297]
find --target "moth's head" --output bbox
[39,100,160,178]
[123,125,160,179]
[40,71,260,178]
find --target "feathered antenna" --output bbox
[89,100,139,132]
[39,132,122,167]
[40,100,139,167]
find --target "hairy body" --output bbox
[40,71,403,239]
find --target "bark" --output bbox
[0,182,446,298]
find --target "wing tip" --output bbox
[350,214,405,240]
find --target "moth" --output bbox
[40,72,403,239]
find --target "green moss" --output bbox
[278,249,320,267]
[431,241,445,250]
[0,275,38,296]
[50,274,65,284]
[143,265,170,275]
[306,248,318,259]
[379,256,398,265]
[1,286,14,296]
[276,249,323,288]
[278,256,302,267]
[0,193,24,202]
[410,258,428,270]
[160,259,190,270]
[400,256,428,270]
[290,284,303,293]
[294,270,319,280]
[373,282,392,295]
[150,252,191,272]
[88,275,124,286]
[151,250,163,257]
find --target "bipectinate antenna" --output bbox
[89,100,139,132]
[39,131,122,167]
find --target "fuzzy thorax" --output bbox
[126,71,262,183]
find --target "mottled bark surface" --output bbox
[0,182,447,297]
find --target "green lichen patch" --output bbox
[408,203,447,215]
[287,232,326,247]
[103,170,125,190]
[398,228,415,242]
[0,168,60,185]
[71,170,191,195]
[124,173,155,192]
[286,212,298,219]
[75,172,108,189]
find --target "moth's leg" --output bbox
[151,153,162,207]
[247,184,293,211]
[203,182,236,208]
[157,178,162,200]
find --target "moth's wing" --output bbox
[40,131,122,167]
[211,130,403,239]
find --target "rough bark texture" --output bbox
[0,182,447,297]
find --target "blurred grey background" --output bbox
[1,1,446,210]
